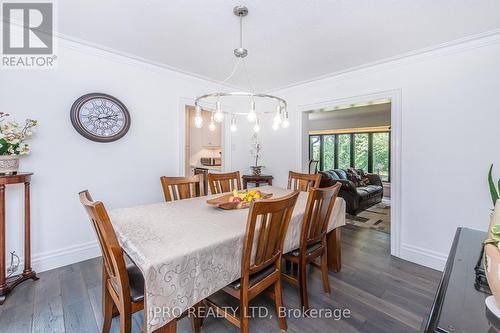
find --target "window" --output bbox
[354,133,369,172]
[337,134,351,169]
[323,135,335,170]
[309,130,390,181]
[373,132,390,181]
[309,135,320,162]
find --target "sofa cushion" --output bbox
[334,169,348,180]
[319,171,339,187]
[347,168,364,186]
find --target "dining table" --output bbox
[108,185,346,332]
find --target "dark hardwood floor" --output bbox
[0,225,441,333]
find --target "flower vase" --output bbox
[250,166,262,176]
[0,155,19,174]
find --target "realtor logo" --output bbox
[2,2,57,68]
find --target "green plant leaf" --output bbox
[489,164,499,206]
[492,224,500,235]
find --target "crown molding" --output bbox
[52,31,243,90]
[268,28,500,93]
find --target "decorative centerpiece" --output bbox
[250,134,263,176]
[207,189,272,210]
[0,112,37,174]
[484,164,500,317]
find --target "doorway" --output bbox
[297,90,402,257]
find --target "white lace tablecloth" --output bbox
[108,186,345,332]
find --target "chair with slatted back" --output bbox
[287,171,321,192]
[282,183,342,314]
[160,174,205,202]
[205,191,300,333]
[79,190,202,333]
[308,159,319,174]
[207,171,241,194]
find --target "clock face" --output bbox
[70,93,131,142]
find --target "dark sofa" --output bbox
[319,169,383,215]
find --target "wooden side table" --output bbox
[0,172,38,305]
[242,174,273,189]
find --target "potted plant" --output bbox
[485,164,500,315]
[0,112,37,174]
[249,133,263,176]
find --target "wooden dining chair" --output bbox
[79,190,202,333]
[160,174,205,202]
[207,171,241,194]
[281,183,342,314]
[308,159,319,174]
[287,171,321,192]
[205,191,300,333]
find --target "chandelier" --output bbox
[194,5,289,133]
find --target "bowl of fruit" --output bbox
[206,189,272,210]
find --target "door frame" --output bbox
[296,89,402,257]
[177,97,232,176]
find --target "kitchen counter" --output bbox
[190,164,223,172]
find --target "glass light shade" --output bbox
[247,100,257,122]
[281,110,289,128]
[273,106,282,125]
[214,111,224,123]
[214,101,223,122]
[272,122,280,131]
[230,116,237,132]
[194,115,203,128]
[253,118,260,133]
[208,121,216,131]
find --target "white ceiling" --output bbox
[56,0,500,91]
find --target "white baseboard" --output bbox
[11,241,101,274]
[399,243,447,271]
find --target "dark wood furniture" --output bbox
[282,184,341,313]
[425,227,499,333]
[160,175,205,202]
[0,172,37,305]
[207,171,241,194]
[287,171,321,192]
[242,174,273,189]
[79,190,202,333]
[205,191,300,333]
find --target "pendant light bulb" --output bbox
[214,101,224,123]
[281,110,290,128]
[272,122,280,131]
[194,105,203,128]
[273,105,282,125]
[209,113,216,131]
[230,116,237,132]
[247,100,257,122]
[253,118,261,133]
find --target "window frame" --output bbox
[309,130,391,182]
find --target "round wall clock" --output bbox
[70,93,131,142]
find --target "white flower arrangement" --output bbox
[0,112,37,156]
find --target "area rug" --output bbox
[346,198,391,233]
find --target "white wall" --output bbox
[261,34,500,270]
[0,39,249,272]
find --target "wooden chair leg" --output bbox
[119,305,132,333]
[321,252,331,294]
[240,296,250,333]
[298,262,309,315]
[274,279,287,331]
[102,288,113,333]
